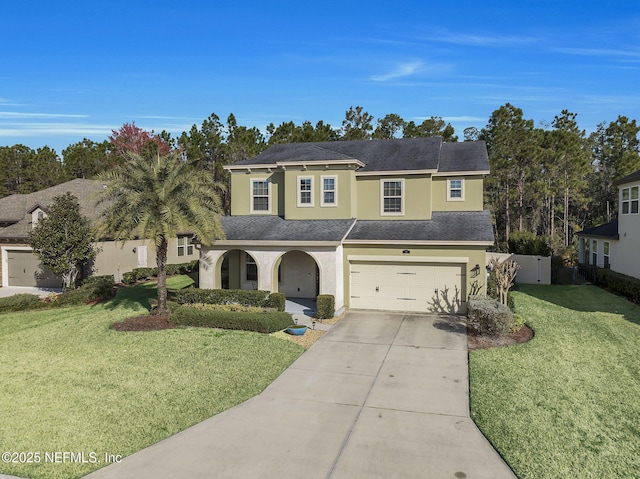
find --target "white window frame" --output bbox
[592,239,598,266]
[447,178,465,201]
[621,186,639,215]
[603,241,610,269]
[177,235,193,257]
[380,179,405,216]
[250,179,271,214]
[321,175,338,207]
[297,176,314,207]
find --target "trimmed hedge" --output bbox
[467,295,514,337]
[316,294,335,319]
[172,288,271,307]
[0,294,47,313]
[121,260,200,284]
[172,306,294,333]
[58,276,116,305]
[596,268,640,304]
[267,292,286,312]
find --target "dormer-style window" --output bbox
[447,179,464,201]
[381,179,404,215]
[621,186,639,214]
[251,179,270,213]
[297,176,314,207]
[31,208,46,227]
[321,175,337,207]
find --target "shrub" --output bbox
[57,277,116,305]
[467,295,514,337]
[132,267,155,281]
[316,294,335,319]
[267,292,286,312]
[172,288,271,307]
[0,294,46,312]
[122,271,137,284]
[82,275,115,299]
[596,268,640,304]
[172,306,294,333]
[511,313,525,334]
[486,270,515,311]
[188,303,267,313]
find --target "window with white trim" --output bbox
[245,253,257,281]
[603,241,610,269]
[297,176,314,207]
[621,186,639,214]
[251,179,269,213]
[177,235,193,257]
[447,178,464,201]
[321,176,337,206]
[592,239,598,266]
[381,179,404,215]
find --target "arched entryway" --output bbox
[274,250,320,299]
[219,249,259,290]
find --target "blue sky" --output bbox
[2,0,639,154]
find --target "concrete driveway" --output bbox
[85,311,515,479]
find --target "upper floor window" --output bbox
[177,235,193,257]
[297,176,314,207]
[447,178,464,201]
[381,179,404,215]
[321,176,337,207]
[622,186,639,214]
[251,179,270,213]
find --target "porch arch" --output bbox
[272,249,321,299]
[217,249,260,290]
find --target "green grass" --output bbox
[165,274,194,290]
[469,285,640,479]
[0,283,303,479]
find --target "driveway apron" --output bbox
[84,312,516,479]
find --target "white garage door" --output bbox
[350,262,465,313]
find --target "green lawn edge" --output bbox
[469,284,640,479]
[0,283,304,479]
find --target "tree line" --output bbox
[2,104,639,259]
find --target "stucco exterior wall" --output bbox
[431,176,485,211]
[615,216,640,279]
[355,175,432,220]
[229,171,283,216]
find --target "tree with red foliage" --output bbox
[108,122,171,161]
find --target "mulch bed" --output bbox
[467,324,534,351]
[111,315,177,331]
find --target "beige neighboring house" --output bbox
[199,137,494,314]
[0,179,197,288]
[577,169,640,279]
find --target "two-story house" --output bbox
[577,169,640,279]
[198,137,494,314]
[0,179,198,287]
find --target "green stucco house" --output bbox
[199,137,494,314]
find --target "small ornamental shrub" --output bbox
[267,292,286,312]
[122,271,137,284]
[467,295,514,337]
[316,294,335,319]
[0,294,46,313]
[132,267,155,281]
[510,313,525,334]
[57,278,116,305]
[82,275,115,299]
[173,288,271,308]
[172,306,294,333]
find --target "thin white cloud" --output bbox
[0,112,88,119]
[555,46,640,59]
[421,30,538,47]
[371,60,451,82]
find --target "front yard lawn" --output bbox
[0,282,304,479]
[470,285,640,479]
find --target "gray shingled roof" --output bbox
[613,169,640,186]
[576,219,619,239]
[232,137,491,173]
[0,179,108,240]
[220,216,356,242]
[345,211,494,242]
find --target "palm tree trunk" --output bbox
[155,235,169,316]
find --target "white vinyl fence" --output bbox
[486,253,551,285]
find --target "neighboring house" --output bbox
[0,179,197,288]
[577,168,640,279]
[199,138,494,314]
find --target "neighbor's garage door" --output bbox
[7,250,61,288]
[349,262,465,313]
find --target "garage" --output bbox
[6,249,62,288]
[349,261,465,313]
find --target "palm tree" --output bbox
[98,150,225,316]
